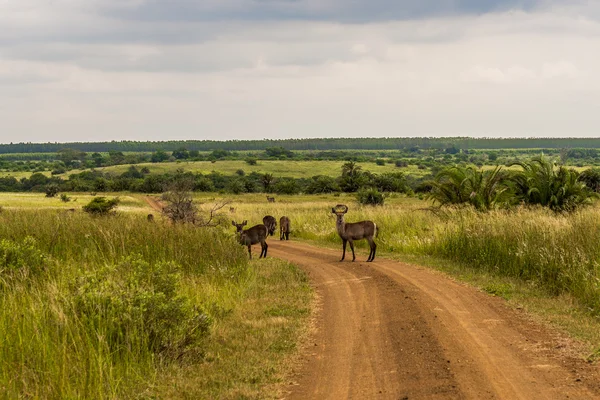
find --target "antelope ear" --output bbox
[331,207,336,213]
[243,220,247,226]
[231,220,236,226]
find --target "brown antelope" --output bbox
[232,220,268,259]
[229,207,236,213]
[147,214,154,222]
[331,204,377,262]
[266,196,276,203]
[279,216,290,240]
[262,215,277,236]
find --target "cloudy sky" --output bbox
[1,0,599,143]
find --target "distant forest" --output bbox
[1,137,600,154]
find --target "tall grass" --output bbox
[0,210,249,398]
[220,194,600,316]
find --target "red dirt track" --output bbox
[267,241,600,400]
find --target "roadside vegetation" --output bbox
[210,194,600,356]
[0,210,311,398]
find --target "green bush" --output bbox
[274,178,300,195]
[356,188,385,206]
[73,256,210,358]
[82,197,119,215]
[45,184,59,197]
[0,237,48,281]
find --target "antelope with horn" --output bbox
[331,204,377,262]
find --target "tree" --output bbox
[172,147,190,160]
[91,152,105,167]
[339,161,366,192]
[151,150,169,163]
[57,148,86,167]
[108,151,125,165]
[161,178,198,223]
[83,197,120,215]
[265,147,293,158]
[162,177,230,226]
[261,173,274,192]
[45,184,59,198]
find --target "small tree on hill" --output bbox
[83,197,120,216]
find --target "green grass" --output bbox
[0,192,146,212]
[0,210,312,398]
[57,160,427,179]
[156,258,312,399]
[213,194,600,356]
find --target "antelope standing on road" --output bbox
[331,204,377,262]
[279,216,290,240]
[263,215,277,236]
[232,220,268,259]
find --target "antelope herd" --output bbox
[231,201,377,263]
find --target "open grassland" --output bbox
[0,192,146,211]
[59,160,426,179]
[210,193,600,354]
[0,210,311,398]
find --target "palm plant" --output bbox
[427,165,511,211]
[511,156,596,212]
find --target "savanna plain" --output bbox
[1,147,600,398]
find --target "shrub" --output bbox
[427,165,512,211]
[356,188,385,206]
[375,159,385,166]
[51,167,66,175]
[0,237,48,281]
[511,156,596,212]
[245,157,257,166]
[72,256,210,358]
[82,197,119,216]
[274,178,300,195]
[45,184,59,198]
[305,175,340,194]
[60,193,71,202]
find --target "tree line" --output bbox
[3,137,600,154]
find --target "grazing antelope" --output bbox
[262,215,277,236]
[147,214,154,222]
[229,207,236,213]
[232,220,268,259]
[266,196,276,203]
[279,216,290,240]
[331,204,377,262]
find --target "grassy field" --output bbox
[1,189,599,397]
[0,209,312,398]
[198,193,600,356]
[0,160,429,180]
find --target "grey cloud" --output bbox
[109,0,542,23]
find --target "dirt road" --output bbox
[267,241,600,399]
